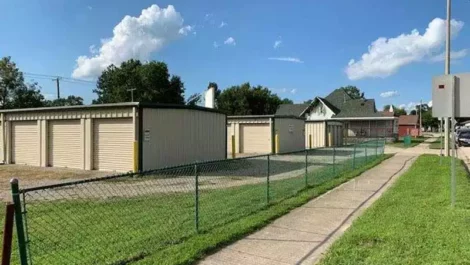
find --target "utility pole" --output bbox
[53,77,61,99]
[419,99,423,135]
[444,0,451,156]
[127,88,136,102]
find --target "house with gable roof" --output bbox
[276,88,398,147]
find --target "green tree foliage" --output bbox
[93,59,185,104]
[304,99,313,104]
[422,110,438,129]
[340,85,363,99]
[395,108,407,116]
[45,95,84,107]
[281,98,294,104]
[410,110,417,115]
[217,83,288,115]
[0,57,45,109]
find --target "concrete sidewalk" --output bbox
[199,154,417,265]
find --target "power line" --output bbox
[23,72,96,84]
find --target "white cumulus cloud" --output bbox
[428,100,433,107]
[72,5,191,78]
[346,18,464,80]
[224,37,236,45]
[274,40,282,49]
[219,21,227,28]
[290,88,297,94]
[268,57,304,63]
[429,49,468,62]
[380,90,399,98]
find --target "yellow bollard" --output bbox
[133,141,138,172]
[309,134,312,149]
[231,135,236,159]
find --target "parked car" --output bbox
[457,131,470,147]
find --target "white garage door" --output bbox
[227,125,232,153]
[11,121,39,166]
[93,118,133,172]
[48,120,82,169]
[240,124,271,153]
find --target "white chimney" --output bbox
[389,105,394,113]
[205,86,215,108]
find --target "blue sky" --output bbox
[1,0,469,111]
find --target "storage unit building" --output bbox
[0,103,226,172]
[227,115,305,155]
[305,120,344,148]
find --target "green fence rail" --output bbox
[11,139,385,265]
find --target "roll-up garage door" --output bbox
[93,118,133,172]
[48,120,82,169]
[11,121,38,166]
[240,124,271,153]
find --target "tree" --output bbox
[93,59,185,104]
[422,107,438,129]
[0,57,46,109]
[410,110,417,115]
[340,85,363,99]
[217,83,285,115]
[304,99,313,104]
[45,95,84,107]
[395,108,407,116]
[281,98,294,104]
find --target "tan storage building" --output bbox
[0,103,226,172]
[227,115,305,155]
[305,120,344,148]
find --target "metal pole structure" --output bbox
[444,0,451,157]
[2,203,15,265]
[305,150,308,187]
[352,143,356,169]
[440,118,444,164]
[266,155,270,205]
[451,76,456,207]
[53,77,61,99]
[332,146,336,175]
[419,99,423,136]
[128,88,136,102]
[194,165,199,232]
[10,179,28,265]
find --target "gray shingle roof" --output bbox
[324,89,352,110]
[333,98,380,118]
[275,104,309,116]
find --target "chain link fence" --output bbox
[10,139,385,265]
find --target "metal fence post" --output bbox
[375,138,378,158]
[10,179,28,265]
[365,143,368,163]
[305,150,308,187]
[194,165,199,232]
[2,203,15,265]
[266,155,270,205]
[353,143,357,169]
[333,146,336,175]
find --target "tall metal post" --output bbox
[365,144,368,162]
[332,146,336,175]
[266,155,270,205]
[440,118,444,164]
[10,179,28,265]
[451,75,456,207]
[352,143,357,169]
[444,0,451,157]
[305,150,308,187]
[194,165,199,232]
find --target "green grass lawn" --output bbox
[386,137,426,148]
[3,152,388,265]
[319,155,470,265]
